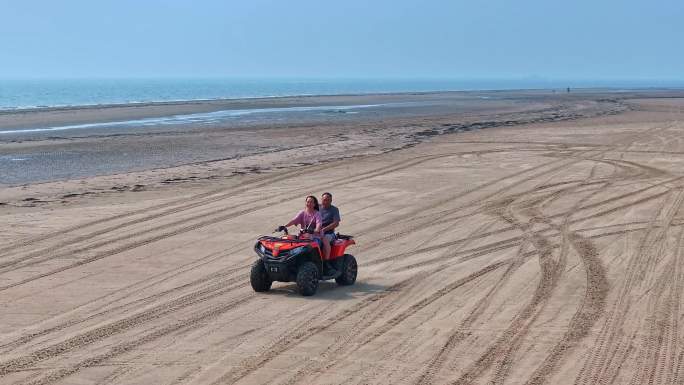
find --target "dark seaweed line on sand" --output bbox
[411,99,629,140]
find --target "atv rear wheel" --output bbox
[296,262,319,296]
[250,260,272,292]
[335,254,357,286]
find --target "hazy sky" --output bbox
[1,0,682,80]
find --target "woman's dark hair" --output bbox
[306,195,319,211]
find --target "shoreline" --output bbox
[0,103,387,135]
[0,91,484,131]
[0,89,681,192]
[0,89,501,114]
[2,86,683,115]
[0,87,663,133]
[0,91,636,203]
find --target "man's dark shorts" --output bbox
[324,232,336,244]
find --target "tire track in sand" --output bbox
[304,186,557,384]
[20,292,257,385]
[0,154,453,292]
[517,175,614,384]
[353,161,597,385]
[208,271,430,385]
[0,162,330,257]
[0,154,444,273]
[491,132,671,384]
[448,152,619,384]
[411,174,593,384]
[667,225,684,384]
[574,186,681,384]
[368,156,665,383]
[211,261,506,385]
[628,189,684,385]
[359,158,611,383]
[412,241,537,385]
[0,275,252,377]
[450,200,567,384]
[0,258,251,354]
[277,261,508,385]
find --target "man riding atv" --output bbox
[250,194,357,296]
[319,192,341,272]
[319,192,341,247]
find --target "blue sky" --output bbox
[1,0,683,80]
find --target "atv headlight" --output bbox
[290,246,306,256]
[259,244,266,254]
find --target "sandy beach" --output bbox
[2,91,684,384]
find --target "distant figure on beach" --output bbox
[567,87,571,93]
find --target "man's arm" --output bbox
[322,207,341,232]
[321,220,339,233]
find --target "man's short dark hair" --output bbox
[322,192,332,199]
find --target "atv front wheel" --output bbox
[335,254,358,286]
[250,260,272,292]
[296,262,319,296]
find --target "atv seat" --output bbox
[329,236,355,259]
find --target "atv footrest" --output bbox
[321,272,342,280]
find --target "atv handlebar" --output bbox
[273,226,324,237]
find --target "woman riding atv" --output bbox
[254,196,357,295]
[278,195,331,261]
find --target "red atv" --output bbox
[250,227,358,296]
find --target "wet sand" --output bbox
[0,90,641,186]
[1,92,684,384]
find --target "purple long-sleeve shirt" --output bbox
[291,210,322,232]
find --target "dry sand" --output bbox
[1,95,684,384]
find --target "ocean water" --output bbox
[0,78,493,110]
[1,78,682,111]
[0,78,599,111]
